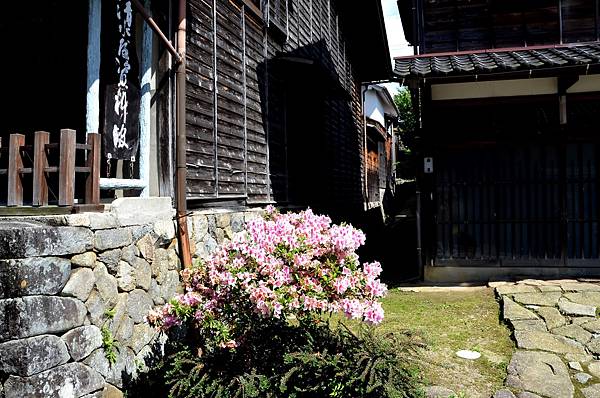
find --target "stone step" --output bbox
[0,222,93,259]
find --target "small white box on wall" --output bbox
[424,157,433,174]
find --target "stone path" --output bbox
[493,279,600,398]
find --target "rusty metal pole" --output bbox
[176,0,193,268]
[132,0,182,63]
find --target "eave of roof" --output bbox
[337,0,392,81]
[366,118,388,140]
[393,42,600,81]
[368,85,400,117]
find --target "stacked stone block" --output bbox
[0,199,263,398]
[0,198,180,397]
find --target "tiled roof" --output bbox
[394,42,600,79]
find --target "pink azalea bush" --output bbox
[148,206,387,349]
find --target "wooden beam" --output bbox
[7,134,25,206]
[139,0,152,197]
[213,0,219,197]
[32,131,50,206]
[0,204,104,217]
[86,0,101,135]
[99,178,146,190]
[58,129,76,206]
[240,0,263,21]
[558,75,579,94]
[242,5,249,198]
[86,133,101,204]
[557,75,579,126]
[597,0,599,41]
[558,0,563,45]
[559,95,567,125]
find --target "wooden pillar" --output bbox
[7,134,25,206]
[86,0,102,135]
[242,6,249,197]
[212,0,220,197]
[86,133,101,204]
[559,95,567,125]
[59,130,77,206]
[139,0,152,197]
[32,131,50,206]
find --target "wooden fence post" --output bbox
[86,133,101,204]
[58,129,76,206]
[7,134,25,206]
[33,131,50,206]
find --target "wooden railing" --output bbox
[0,130,100,208]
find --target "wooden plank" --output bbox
[0,204,104,217]
[86,133,100,204]
[7,134,25,206]
[58,129,76,206]
[32,131,50,206]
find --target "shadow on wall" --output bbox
[257,41,421,283]
[258,39,365,222]
[122,337,172,397]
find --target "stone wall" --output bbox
[187,209,263,261]
[0,198,263,398]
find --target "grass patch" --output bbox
[101,325,118,366]
[379,287,514,398]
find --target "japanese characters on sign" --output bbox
[103,0,140,162]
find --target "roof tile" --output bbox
[394,42,600,78]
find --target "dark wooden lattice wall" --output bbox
[185,0,365,215]
[419,0,600,53]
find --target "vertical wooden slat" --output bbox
[578,143,585,258]
[212,0,219,197]
[7,134,25,206]
[32,131,50,206]
[86,133,101,204]
[242,5,248,198]
[59,129,76,206]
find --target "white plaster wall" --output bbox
[568,74,600,93]
[365,90,387,127]
[431,74,600,101]
[431,78,558,100]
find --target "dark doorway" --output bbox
[432,95,600,267]
[0,1,88,142]
[280,60,326,207]
[0,1,88,204]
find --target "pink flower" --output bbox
[194,309,204,321]
[341,298,365,320]
[273,302,283,318]
[364,301,384,325]
[150,208,388,347]
[365,278,387,298]
[332,277,351,295]
[265,205,277,214]
[363,261,383,277]
[219,340,238,349]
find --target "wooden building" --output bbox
[395,0,600,281]
[0,0,390,223]
[364,85,399,211]
[184,0,390,218]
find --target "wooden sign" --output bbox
[103,0,141,161]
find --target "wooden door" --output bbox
[434,142,600,266]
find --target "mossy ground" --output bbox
[378,287,514,398]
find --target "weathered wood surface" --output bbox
[7,134,25,206]
[186,0,366,212]
[2,130,101,208]
[33,131,50,206]
[85,133,100,205]
[420,0,599,53]
[58,129,76,206]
